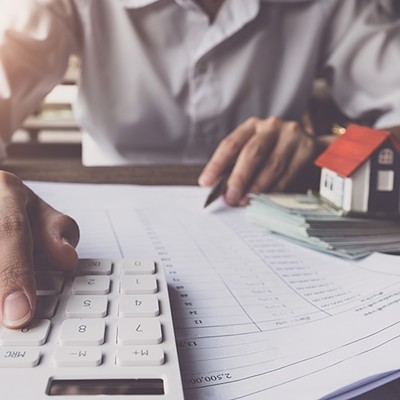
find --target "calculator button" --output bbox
[65,295,108,318]
[118,295,159,317]
[72,276,111,294]
[0,319,51,346]
[116,345,164,366]
[120,259,156,275]
[120,276,158,294]
[58,319,105,346]
[35,295,58,319]
[117,318,162,345]
[35,272,64,295]
[0,348,41,367]
[77,259,113,275]
[53,347,102,367]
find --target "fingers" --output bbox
[200,116,317,207]
[224,117,282,204]
[248,122,314,194]
[270,134,316,192]
[32,198,80,271]
[198,117,260,187]
[0,172,80,329]
[0,172,37,328]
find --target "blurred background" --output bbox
[8,56,82,158]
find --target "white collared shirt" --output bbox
[1,0,400,165]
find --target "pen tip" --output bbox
[203,174,229,209]
[203,197,212,208]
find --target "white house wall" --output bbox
[320,162,371,213]
[320,168,345,208]
[342,178,352,211]
[347,160,370,213]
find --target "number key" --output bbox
[58,319,105,346]
[65,295,108,318]
[77,259,113,275]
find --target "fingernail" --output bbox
[225,186,240,204]
[3,291,32,327]
[198,171,216,186]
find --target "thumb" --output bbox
[0,175,37,328]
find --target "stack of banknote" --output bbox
[247,193,400,259]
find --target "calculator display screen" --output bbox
[47,378,164,395]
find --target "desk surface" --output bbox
[1,147,320,191]
[1,156,204,185]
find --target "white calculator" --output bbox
[0,258,184,400]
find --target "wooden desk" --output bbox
[1,150,319,190]
[1,156,204,185]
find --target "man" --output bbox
[0,0,399,329]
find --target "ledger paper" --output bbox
[27,181,400,399]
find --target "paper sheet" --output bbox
[27,181,400,399]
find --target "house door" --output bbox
[368,169,398,212]
[368,147,399,213]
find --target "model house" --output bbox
[314,124,400,215]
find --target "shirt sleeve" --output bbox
[321,0,400,129]
[0,0,80,159]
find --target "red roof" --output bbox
[314,125,400,177]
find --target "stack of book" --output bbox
[247,193,400,259]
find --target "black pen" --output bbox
[203,172,229,208]
[203,157,238,208]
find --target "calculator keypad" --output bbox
[0,259,183,399]
[1,259,166,365]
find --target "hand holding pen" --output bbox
[199,116,319,207]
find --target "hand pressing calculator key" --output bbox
[0,258,184,400]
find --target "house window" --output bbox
[323,172,333,190]
[378,148,394,165]
[377,170,394,191]
[324,174,329,188]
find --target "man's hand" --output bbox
[0,171,79,328]
[198,116,318,206]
